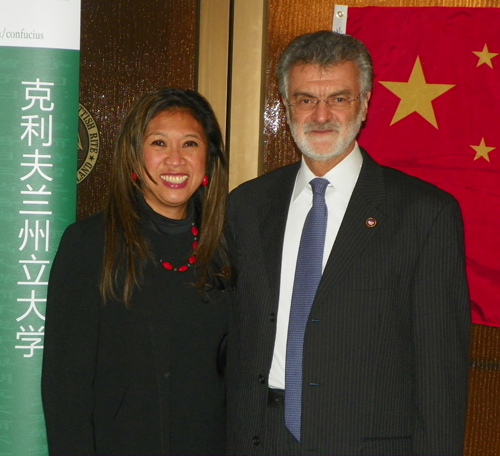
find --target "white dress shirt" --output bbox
[268,144,363,389]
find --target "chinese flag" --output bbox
[347,7,500,327]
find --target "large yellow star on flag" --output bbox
[473,44,498,68]
[379,56,455,129]
[471,138,495,163]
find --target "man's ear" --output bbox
[361,91,371,121]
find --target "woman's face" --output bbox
[141,109,208,220]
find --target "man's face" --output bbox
[286,61,370,173]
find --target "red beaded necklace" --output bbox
[160,223,198,273]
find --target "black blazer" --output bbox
[226,149,470,456]
[41,213,227,456]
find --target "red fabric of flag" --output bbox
[347,7,500,327]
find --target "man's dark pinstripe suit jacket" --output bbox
[225,149,470,456]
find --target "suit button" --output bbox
[270,312,276,322]
[258,374,265,384]
[164,372,171,379]
[252,436,260,446]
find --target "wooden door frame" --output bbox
[197,0,266,190]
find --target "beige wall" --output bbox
[198,0,267,191]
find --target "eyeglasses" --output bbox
[287,92,363,112]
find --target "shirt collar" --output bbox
[292,142,363,201]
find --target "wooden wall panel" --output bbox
[77,0,198,220]
[466,325,500,455]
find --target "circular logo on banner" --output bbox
[77,103,100,184]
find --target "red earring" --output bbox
[202,175,209,187]
[131,172,138,182]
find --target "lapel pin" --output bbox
[365,217,377,228]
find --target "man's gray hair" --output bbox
[276,31,373,100]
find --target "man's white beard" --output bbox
[289,108,364,162]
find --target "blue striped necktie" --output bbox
[284,177,329,442]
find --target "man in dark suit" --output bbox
[226,31,470,456]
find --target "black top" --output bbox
[42,200,228,456]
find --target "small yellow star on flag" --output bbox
[379,56,454,129]
[471,138,495,163]
[473,44,498,68]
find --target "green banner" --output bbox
[0,2,81,454]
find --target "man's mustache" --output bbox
[303,122,341,133]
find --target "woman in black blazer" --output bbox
[41,88,230,456]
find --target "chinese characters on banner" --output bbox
[0,1,80,454]
[346,7,500,327]
[16,79,55,358]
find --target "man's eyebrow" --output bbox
[291,89,353,98]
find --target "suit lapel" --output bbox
[315,150,387,304]
[258,163,300,306]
